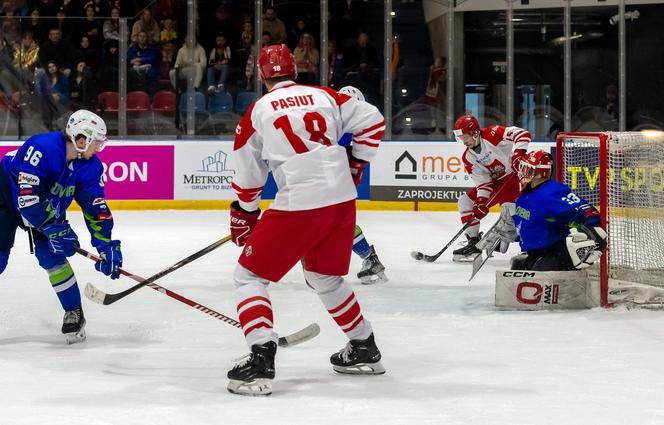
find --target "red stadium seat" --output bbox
[127,91,151,112]
[97,91,119,113]
[152,91,176,112]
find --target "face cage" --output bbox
[517,161,537,183]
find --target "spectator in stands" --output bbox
[605,84,619,121]
[261,31,272,47]
[13,31,40,73]
[86,0,110,19]
[327,39,344,88]
[23,9,46,44]
[201,5,237,49]
[169,38,206,91]
[1,9,21,46]
[76,35,98,70]
[127,30,160,91]
[344,31,380,102]
[55,7,74,42]
[288,19,307,49]
[160,18,177,63]
[131,9,160,44]
[36,0,57,20]
[262,7,286,44]
[244,44,255,91]
[206,34,231,94]
[97,39,118,91]
[103,7,120,41]
[39,28,73,76]
[69,59,95,110]
[237,21,253,64]
[37,60,69,130]
[78,5,102,46]
[294,32,319,85]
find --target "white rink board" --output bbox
[0,210,663,425]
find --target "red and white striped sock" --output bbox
[305,271,372,341]
[234,266,278,347]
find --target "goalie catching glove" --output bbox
[566,226,607,269]
[230,201,260,247]
[477,203,518,254]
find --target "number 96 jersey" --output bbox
[232,81,385,212]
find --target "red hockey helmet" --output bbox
[453,114,480,136]
[517,150,552,184]
[258,44,296,81]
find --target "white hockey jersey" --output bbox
[461,125,530,199]
[232,81,385,211]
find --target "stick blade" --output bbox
[84,282,107,305]
[278,323,320,347]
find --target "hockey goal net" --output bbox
[556,132,664,306]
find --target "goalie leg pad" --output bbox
[495,269,592,310]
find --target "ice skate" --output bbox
[62,307,86,344]
[357,245,388,284]
[227,341,277,396]
[331,333,385,375]
[452,234,482,262]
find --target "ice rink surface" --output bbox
[1,210,664,425]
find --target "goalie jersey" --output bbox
[513,180,600,252]
[232,81,384,211]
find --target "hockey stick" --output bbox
[76,246,320,347]
[410,174,517,263]
[81,235,232,305]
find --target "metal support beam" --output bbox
[564,0,571,132]
[254,0,263,98]
[118,18,128,137]
[384,0,392,139]
[186,0,196,136]
[618,0,626,131]
[506,0,514,125]
[446,0,455,138]
[320,0,329,86]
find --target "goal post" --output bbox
[556,131,664,307]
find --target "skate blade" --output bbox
[227,378,273,396]
[360,272,388,285]
[65,329,86,345]
[333,361,386,375]
[453,253,481,263]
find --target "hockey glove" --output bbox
[472,196,490,220]
[230,201,260,247]
[41,221,80,257]
[477,203,517,254]
[566,228,602,269]
[578,225,607,251]
[95,240,123,280]
[348,155,368,188]
[511,149,527,172]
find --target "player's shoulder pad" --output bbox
[234,103,257,150]
[481,125,506,146]
[25,132,67,170]
[79,155,105,180]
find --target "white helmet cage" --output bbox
[339,85,366,102]
[66,109,108,153]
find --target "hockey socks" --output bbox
[47,261,82,312]
[234,265,278,347]
[304,270,372,341]
[352,225,371,259]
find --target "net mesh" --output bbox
[558,132,664,288]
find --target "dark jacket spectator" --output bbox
[23,9,46,44]
[39,28,74,73]
[78,5,102,46]
[69,60,95,110]
[262,7,286,44]
[76,35,98,70]
[97,39,119,91]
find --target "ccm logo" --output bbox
[516,282,559,305]
[503,271,536,277]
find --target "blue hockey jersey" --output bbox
[513,180,599,252]
[0,132,114,249]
